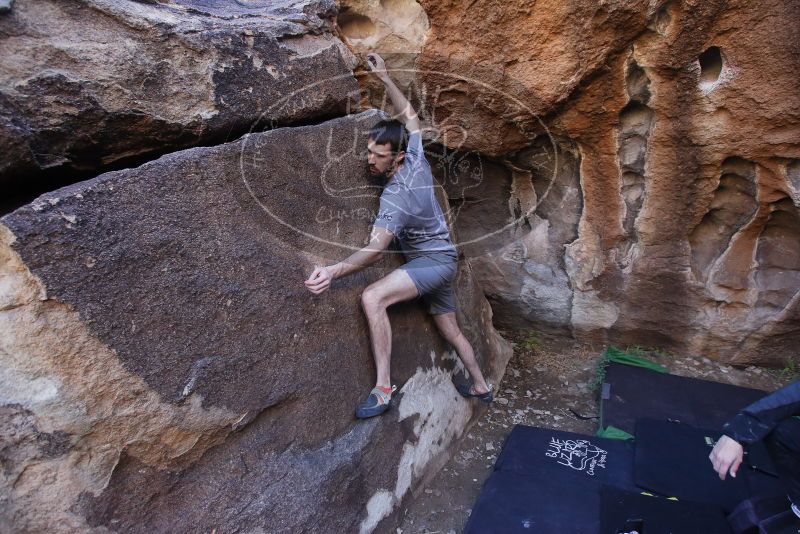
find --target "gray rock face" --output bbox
[0,0,359,208]
[432,136,582,333]
[0,109,511,533]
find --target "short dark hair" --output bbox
[368,119,408,154]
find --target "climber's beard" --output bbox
[369,164,391,184]
[369,160,399,184]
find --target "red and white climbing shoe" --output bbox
[355,385,397,419]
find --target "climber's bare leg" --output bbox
[433,312,490,394]
[361,269,419,388]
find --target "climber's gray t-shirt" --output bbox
[373,130,457,261]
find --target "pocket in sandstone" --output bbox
[689,157,758,281]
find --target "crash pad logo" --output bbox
[545,437,608,476]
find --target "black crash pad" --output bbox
[465,426,639,533]
[728,495,796,534]
[600,485,732,534]
[634,419,787,512]
[757,510,800,534]
[464,470,603,534]
[600,362,767,434]
[495,425,637,490]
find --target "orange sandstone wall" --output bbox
[340,0,800,365]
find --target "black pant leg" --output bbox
[765,416,800,506]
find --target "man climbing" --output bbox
[710,380,800,518]
[304,52,493,419]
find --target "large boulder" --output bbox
[0,0,359,209]
[339,0,800,365]
[0,109,511,533]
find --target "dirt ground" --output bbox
[395,330,794,534]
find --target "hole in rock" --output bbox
[649,1,674,35]
[625,61,651,104]
[689,157,757,280]
[621,171,645,234]
[698,46,723,85]
[337,9,377,40]
[619,102,654,139]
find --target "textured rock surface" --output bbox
[0,109,511,533]
[0,0,359,210]
[2,0,798,531]
[340,0,800,365]
[429,136,583,333]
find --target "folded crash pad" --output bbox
[728,495,795,534]
[464,470,603,534]
[600,362,767,435]
[757,510,800,534]
[600,485,732,534]
[634,419,787,512]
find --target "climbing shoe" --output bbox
[355,385,397,419]
[455,382,494,403]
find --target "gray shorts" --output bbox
[399,255,458,315]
